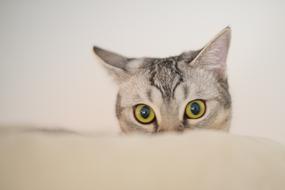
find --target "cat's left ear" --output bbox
[93,46,143,84]
[187,27,231,79]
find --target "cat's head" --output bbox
[93,27,232,133]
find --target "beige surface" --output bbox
[0,130,284,190]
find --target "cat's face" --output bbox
[93,27,232,133]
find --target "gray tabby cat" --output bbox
[93,27,231,133]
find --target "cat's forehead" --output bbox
[119,55,220,104]
[143,56,184,101]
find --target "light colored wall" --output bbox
[1,0,285,143]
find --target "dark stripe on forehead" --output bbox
[147,56,183,101]
[146,89,153,102]
[183,85,189,99]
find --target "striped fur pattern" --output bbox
[94,27,232,133]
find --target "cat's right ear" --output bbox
[184,27,231,79]
[93,46,142,84]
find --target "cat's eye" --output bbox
[185,99,206,119]
[134,104,156,124]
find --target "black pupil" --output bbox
[140,105,150,119]
[190,102,201,115]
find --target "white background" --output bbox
[1,0,285,143]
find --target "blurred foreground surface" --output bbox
[0,129,284,190]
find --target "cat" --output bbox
[93,27,232,133]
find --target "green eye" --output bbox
[185,99,206,119]
[134,104,156,124]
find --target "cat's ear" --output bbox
[187,27,231,78]
[93,46,143,84]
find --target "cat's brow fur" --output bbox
[94,27,232,134]
[146,57,184,101]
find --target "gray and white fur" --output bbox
[93,27,232,133]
